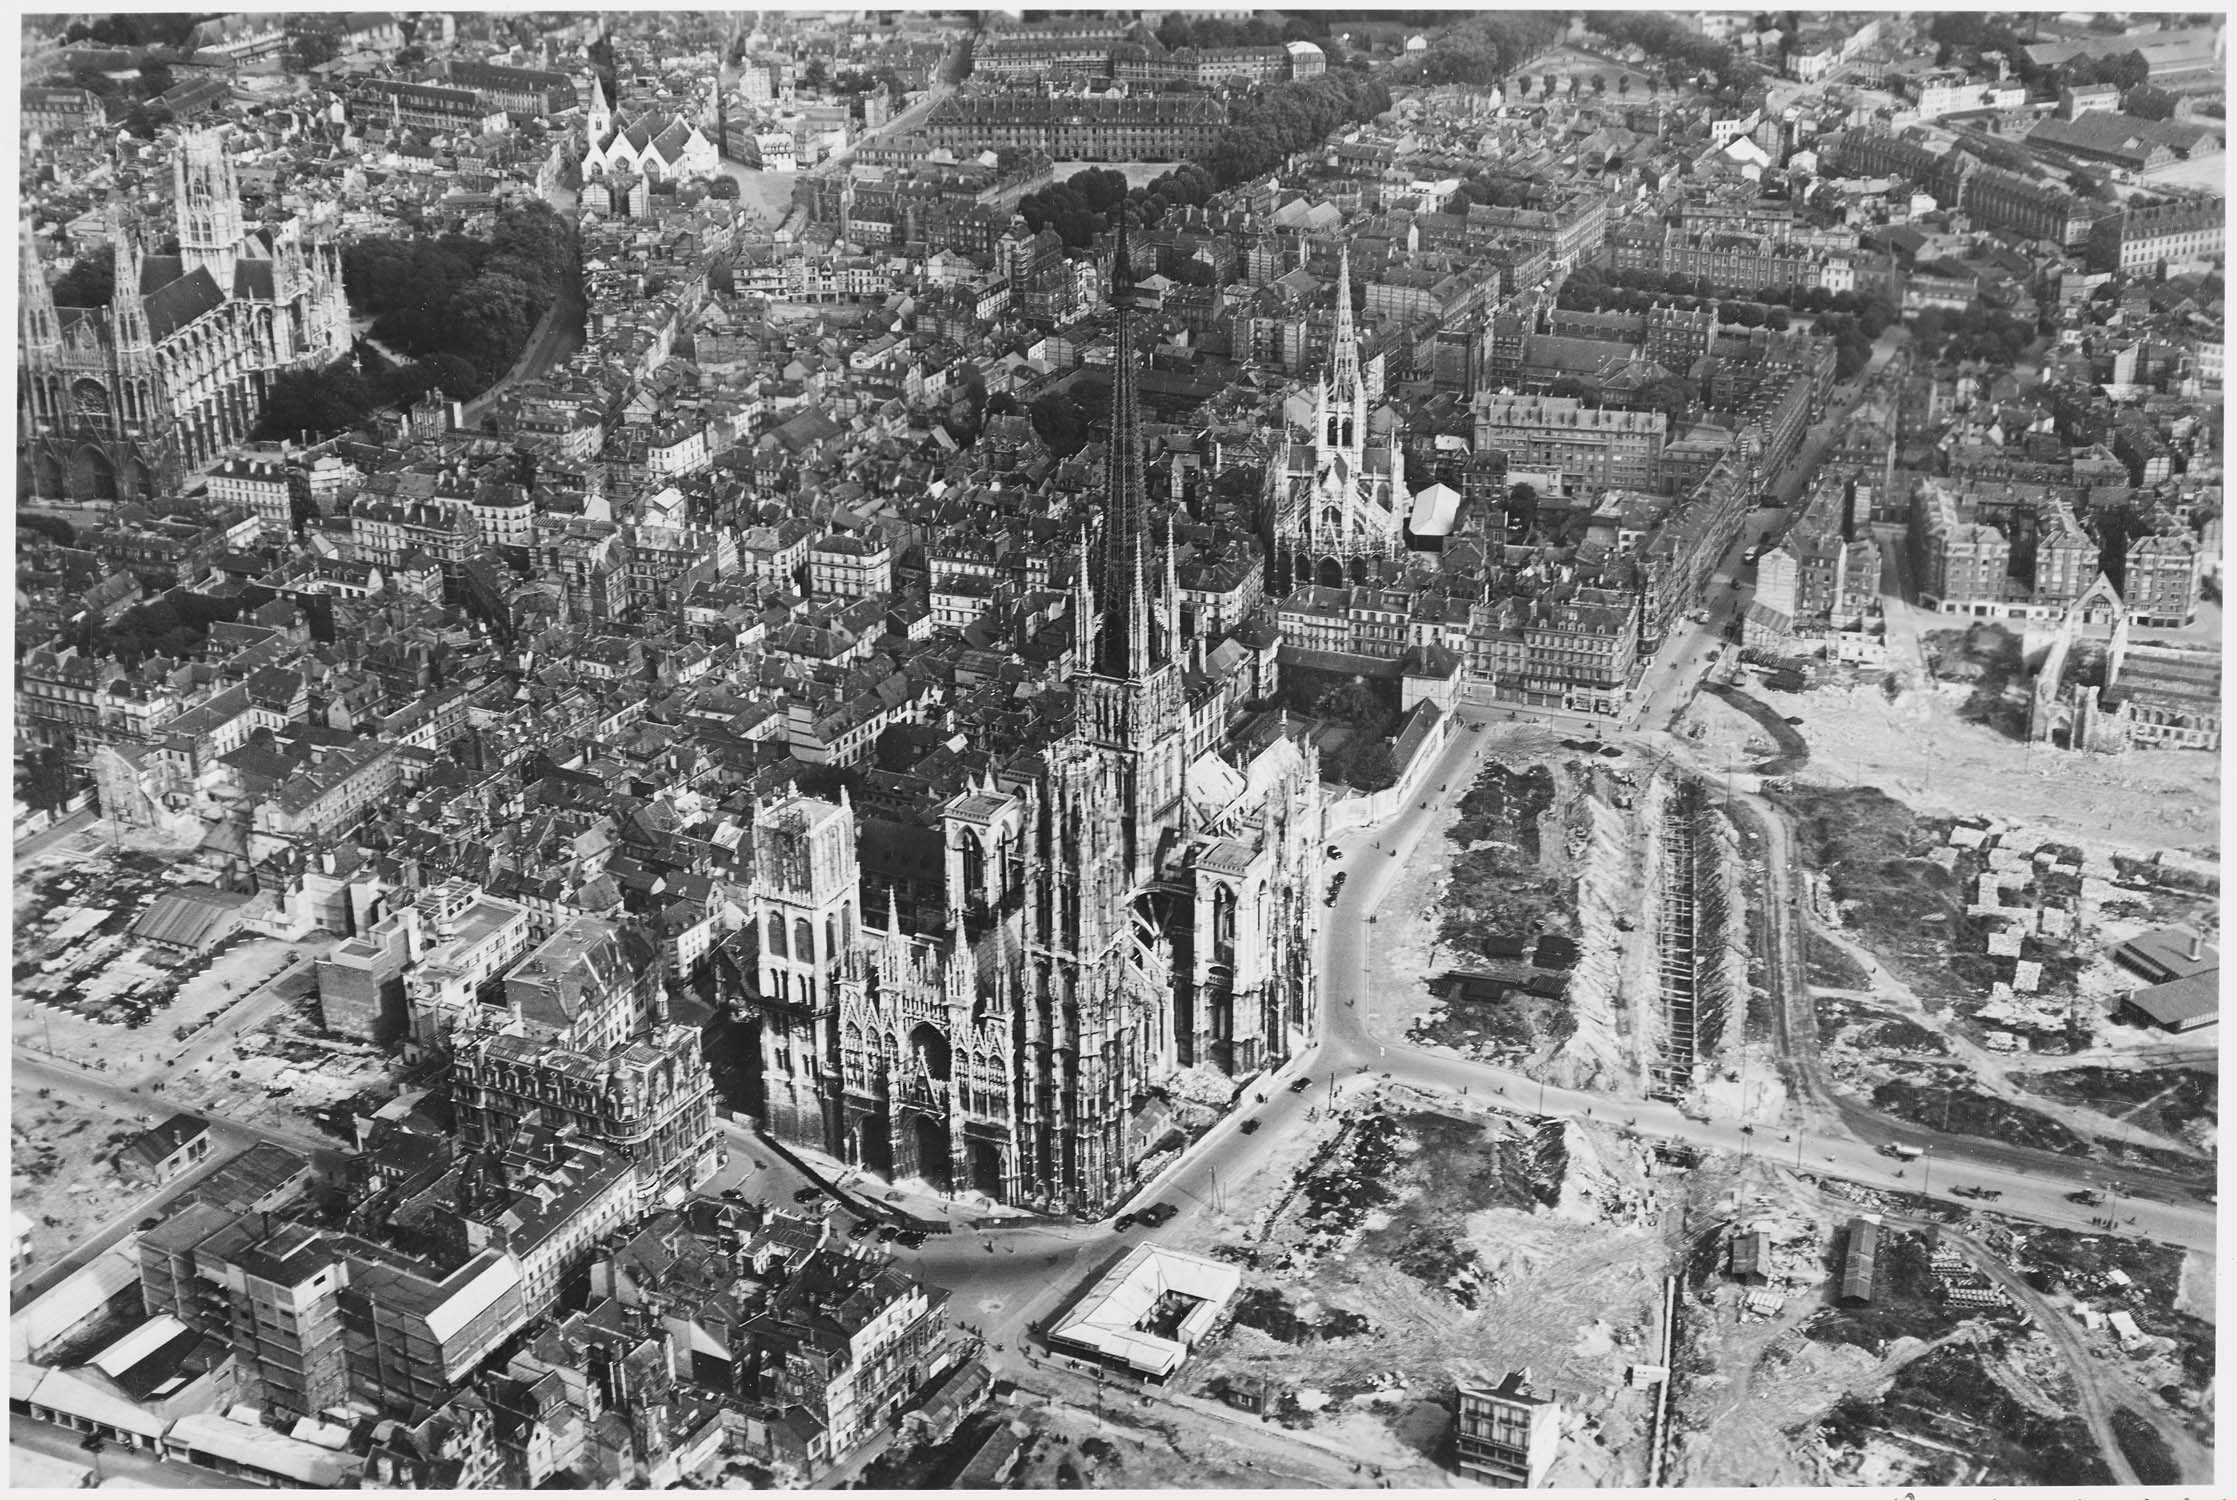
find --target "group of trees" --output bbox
[1192,68,1392,199]
[1813,312,1881,380]
[1153,14,1319,51]
[1926,14,2151,96]
[1589,13,1754,99]
[2123,84,2180,121]
[59,15,195,47]
[1908,303,2035,365]
[1555,276,1796,331]
[51,255,117,308]
[829,66,909,108]
[1302,677,1400,792]
[255,345,444,444]
[1509,68,1647,101]
[2058,49,2152,93]
[340,200,574,400]
[1565,263,1902,327]
[1018,167,1135,249]
[1399,12,1567,89]
[1028,384,1102,457]
[71,587,258,669]
[1447,172,1539,211]
[19,514,78,548]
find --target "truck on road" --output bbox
[1879,1143,1924,1161]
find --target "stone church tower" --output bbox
[1267,245,1409,589]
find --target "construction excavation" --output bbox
[1645,780,1749,1103]
[1363,729,2214,1487]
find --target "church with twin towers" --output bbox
[731,232,1329,1217]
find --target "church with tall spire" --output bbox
[726,224,1327,1218]
[19,126,351,502]
[1073,224,1189,888]
[1266,245,1410,590]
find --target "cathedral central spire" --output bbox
[1091,220,1170,680]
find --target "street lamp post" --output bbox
[1920,1146,1933,1197]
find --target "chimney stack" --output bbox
[2187,929,2203,962]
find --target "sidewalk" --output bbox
[775,1136,1046,1230]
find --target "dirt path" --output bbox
[1937,1226,2138,1484]
[1804,876,2207,1162]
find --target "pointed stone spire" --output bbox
[1072,519,1097,667]
[20,217,61,353]
[886,883,901,941]
[1162,512,1181,660]
[109,204,152,353]
[1328,243,1361,408]
[1092,217,1161,680]
[1333,243,1356,358]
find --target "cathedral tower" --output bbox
[175,127,245,289]
[748,791,863,1147]
[1073,223,1188,889]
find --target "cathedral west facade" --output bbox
[1267,246,1410,590]
[19,127,351,502]
[730,241,1328,1217]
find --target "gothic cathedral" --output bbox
[1267,246,1410,590]
[20,127,351,502]
[734,235,1329,1218]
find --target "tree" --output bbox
[18,513,76,547]
[2123,84,2178,121]
[258,363,379,441]
[52,256,115,308]
[1345,740,1399,793]
[1029,390,1092,457]
[707,175,741,200]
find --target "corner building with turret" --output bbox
[735,239,1328,1216]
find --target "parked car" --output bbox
[1135,1202,1179,1227]
[1288,1076,1312,1093]
[1240,1118,1261,1135]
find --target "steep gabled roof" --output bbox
[144,265,226,341]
